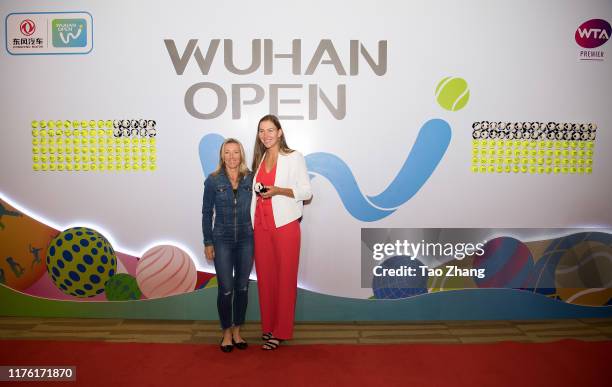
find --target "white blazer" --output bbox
[251,150,312,228]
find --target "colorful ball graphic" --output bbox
[204,276,218,288]
[135,245,197,299]
[555,239,612,306]
[427,257,476,292]
[45,227,117,297]
[195,271,216,289]
[372,256,428,299]
[0,199,56,291]
[473,237,534,288]
[557,287,612,307]
[196,275,217,290]
[523,255,559,296]
[523,232,612,304]
[105,273,142,301]
[435,76,470,111]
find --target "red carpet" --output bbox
[0,339,609,387]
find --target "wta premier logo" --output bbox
[198,119,451,222]
[575,19,611,49]
[575,19,610,61]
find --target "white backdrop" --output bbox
[2,0,611,298]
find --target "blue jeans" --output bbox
[213,231,254,330]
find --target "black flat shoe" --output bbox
[220,338,233,353]
[233,338,248,350]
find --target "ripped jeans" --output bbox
[212,231,254,330]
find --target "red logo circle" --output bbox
[575,19,611,49]
[20,19,36,36]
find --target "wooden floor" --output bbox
[1,317,611,345]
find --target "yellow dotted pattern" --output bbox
[471,140,594,174]
[31,120,157,172]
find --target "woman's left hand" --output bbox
[260,185,280,199]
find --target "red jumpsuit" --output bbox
[254,163,301,340]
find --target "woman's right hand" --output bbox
[205,245,215,260]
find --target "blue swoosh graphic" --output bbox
[198,119,452,222]
[305,119,451,221]
[366,119,451,208]
[305,152,396,221]
[199,133,225,178]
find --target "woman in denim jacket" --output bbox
[202,138,254,353]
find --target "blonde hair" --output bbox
[252,114,293,171]
[211,138,250,178]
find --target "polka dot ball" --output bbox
[105,273,142,301]
[45,227,117,297]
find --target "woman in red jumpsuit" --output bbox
[251,114,312,350]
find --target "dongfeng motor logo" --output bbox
[19,19,35,36]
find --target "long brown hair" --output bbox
[251,114,293,171]
[211,138,250,179]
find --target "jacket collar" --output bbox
[219,170,248,185]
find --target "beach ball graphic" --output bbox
[523,232,612,305]
[428,257,476,292]
[473,237,533,288]
[555,239,612,306]
[204,276,218,288]
[46,227,117,297]
[523,254,559,296]
[0,199,56,291]
[435,76,470,111]
[135,245,197,299]
[105,273,142,301]
[372,256,428,299]
[196,275,217,290]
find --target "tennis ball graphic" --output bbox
[46,227,117,297]
[105,273,142,301]
[435,76,470,111]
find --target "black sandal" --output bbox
[262,337,282,350]
[261,332,273,341]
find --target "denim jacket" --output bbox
[202,171,254,246]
